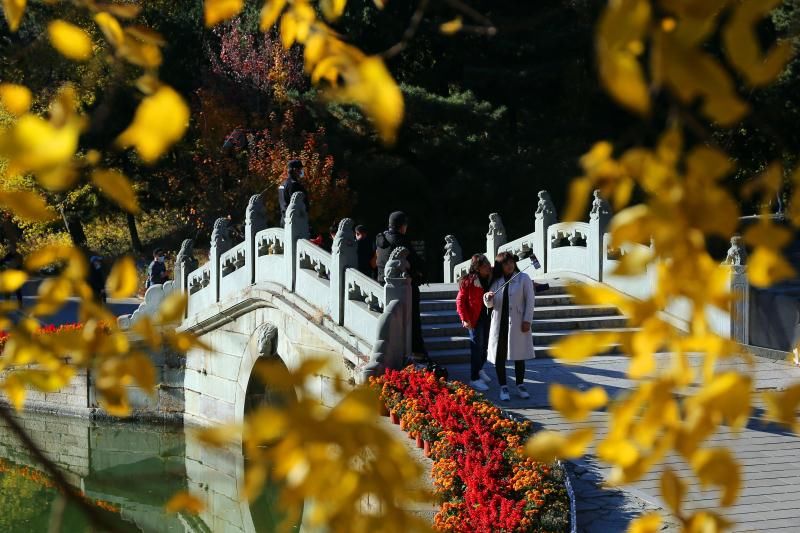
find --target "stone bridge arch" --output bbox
[182,287,365,428]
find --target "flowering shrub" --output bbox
[371,367,570,532]
[0,323,104,354]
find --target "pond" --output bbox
[0,410,300,532]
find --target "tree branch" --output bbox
[0,403,120,532]
[381,0,431,59]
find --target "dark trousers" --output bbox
[495,353,526,387]
[469,315,489,381]
[411,284,427,355]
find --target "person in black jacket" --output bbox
[355,225,376,278]
[88,255,107,303]
[278,159,309,227]
[375,211,427,358]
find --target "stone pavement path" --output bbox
[445,354,800,532]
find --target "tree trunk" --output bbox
[127,212,142,252]
[60,208,88,251]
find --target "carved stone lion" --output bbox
[535,190,556,219]
[333,218,356,255]
[724,235,747,266]
[176,239,198,272]
[257,322,279,357]
[384,246,410,279]
[444,235,462,261]
[246,193,268,231]
[487,213,506,238]
[211,217,232,254]
[589,190,611,220]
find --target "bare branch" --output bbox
[381,0,431,59]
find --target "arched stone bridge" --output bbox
[120,189,748,428]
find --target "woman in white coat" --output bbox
[483,252,536,401]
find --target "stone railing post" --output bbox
[174,238,198,295]
[724,235,749,344]
[588,190,612,281]
[534,190,557,272]
[210,217,233,302]
[331,218,358,325]
[284,192,310,291]
[486,213,507,261]
[245,193,268,285]
[443,235,463,283]
[362,247,413,380]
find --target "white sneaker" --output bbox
[479,370,492,383]
[470,379,489,391]
[499,386,510,401]
[517,384,530,399]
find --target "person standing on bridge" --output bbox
[376,211,428,359]
[278,159,309,228]
[483,252,536,401]
[457,254,493,391]
[146,248,168,289]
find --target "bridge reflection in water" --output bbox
[0,410,301,532]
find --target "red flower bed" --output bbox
[371,367,570,532]
[0,323,97,353]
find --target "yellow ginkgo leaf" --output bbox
[440,17,463,35]
[260,0,287,30]
[156,291,187,324]
[747,247,796,288]
[107,256,138,298]
[612,246,653,276]
[204,0,244,27]
[0,269,26,292]
[196,424,241,446]
[320,0,346,22]
[691,448,740,506]
[165,491,205,514]
[627,513,662,533]
[0,190,56,222]
[723,0,793,87]
[91,169,140,213]
[524,427,594,463]
[550,331,620,362]
[598,50,650,115]
[563,177,594,222]
[48,20,93,61]
[329,386,378,423]
[744,220,792,250]
[660,468,684,515]
[333,56,404,144]
[94,12,125,48]
[549,384,609,421]
[116,86,189,163]
[0,83,31,115]
[2,0,26,32]
[762,384,800,431]
[127,352,155,393]
[684,511,731,533]
[2,374,26,410]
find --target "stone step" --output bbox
[427,343,628,364]
[420,304,617,326]
[419,283,570,301]
[533,315,629,331]
[419,293,578,312]
[423,327,639,353]
[422,307,623,336]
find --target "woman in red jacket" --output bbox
[456,254,493,391]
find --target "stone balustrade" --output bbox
[443,188,747,341]
[119,192,413,378]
